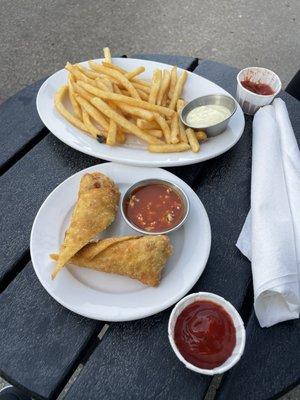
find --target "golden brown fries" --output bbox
[77,81,174,117]
[169,70,188,110]
[186,128,200,152]
[54,86,88,133]
[75,95,109,132]
[136,119,160,130]
[103,47,112,63]
[54,47,206,153]
[168,66,177,99]
[157,70,171,106]
[91,97,163,145]
[154,113,171,144]
[116,103,154,121]
[148,143,190,153]
[149,69,162,104]
[68,75,82,119]
[196,131,208,141]
[170,112,180,144]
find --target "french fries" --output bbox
[54,47,206,154]
[148,143,190,153]
[91,97,163,145]
[169,70,188,110]
[186,128,200,153]
[149,69,162,104]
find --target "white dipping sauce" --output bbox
[186,104,231,127]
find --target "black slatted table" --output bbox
[0,54,299,400]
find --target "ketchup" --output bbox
[241,79,274,95]
[174,300,236,369]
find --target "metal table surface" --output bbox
[0,54,299,400]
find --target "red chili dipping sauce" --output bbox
[241,79,275,95]
[125,183,184,232]
[174,300,236,369]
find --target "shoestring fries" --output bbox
[54,47,205,152]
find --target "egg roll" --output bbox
[51,235,172,286]
[51,172,120,279]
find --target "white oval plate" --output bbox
[37,58,245,167]
[30,163,211,321]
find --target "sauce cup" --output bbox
[121,178,189,235]
[168,292,246,375]
[180,94,237,137]
[236,67,281,115]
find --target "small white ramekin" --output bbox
[236,67,281,115]
[168,292,246,375]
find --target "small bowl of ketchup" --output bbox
[168,292,246,375]
[236,67,281,115]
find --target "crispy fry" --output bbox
[136,119,160,130]
[186,128,200,152]
[195,131,208,141]
[149,69,162,104]
[116,102,154,121]
[176,99,188,143]
[148,143,190,153]
[91,97,163,145]
[125,66,145,80]
[157,70,171,106]
[95,78,110,92]
[107,119,117,145]
[68,75,82,119]
[75,95,109,132]
[88,63,141,99]
[77,65,100,79]
[72,82,93,101]
[168,66,177,99]
[176,99,186,111]
[169,70,188,110]
[170,112,179,144]
[102,62,150,87]
[132,82,150,93]
[147,129,163,138]
[54,86,88,132]
[154,113,171,144]
[77,81,174,117]
[136,89,149,101]
[82,108,104,139]
[65,63,95,85]
[103,47,112,63]
[101,61,126,74]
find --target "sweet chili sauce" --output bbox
[174,300,236,369]
[125,184,184,232]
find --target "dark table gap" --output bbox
[0,127,48,177]
[0,249,30,294]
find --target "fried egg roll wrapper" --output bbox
[71,235,173,287]
[52,172,120,279]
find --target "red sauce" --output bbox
[174,300,236,369]
[125,184,184,232]
[241,79,275,95]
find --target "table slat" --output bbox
[216,313,300,400]
[0,134,98,289]
[0,78,46,173]
[0,263,102,400]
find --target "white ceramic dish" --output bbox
[168,292,246,375]
[30,163,211,321]
[36,58,245,167]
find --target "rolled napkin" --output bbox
[236,98,300,327]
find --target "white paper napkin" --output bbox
[236,98,300,327]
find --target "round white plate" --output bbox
[30,163,211,321]
[36,58,245,167]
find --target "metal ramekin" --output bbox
[180,94,237,137]
[121,179,189,235]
